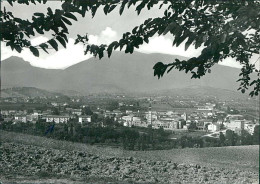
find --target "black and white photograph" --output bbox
[0,0,259,183]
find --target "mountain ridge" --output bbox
[2,52,245,96]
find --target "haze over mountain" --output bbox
[2,52,244,95]
[1,87,65,98]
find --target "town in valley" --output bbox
[1,87,258,150]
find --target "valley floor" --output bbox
[0,131,259,184]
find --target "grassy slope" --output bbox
[1,130,258,172]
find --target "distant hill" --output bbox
[1,87,66,98]
[155,86,247,100]
[2,52,249,97]
[52,89,83,97]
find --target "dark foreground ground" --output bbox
[0,131,259,184]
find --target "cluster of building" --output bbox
[0,101,258,136]
[116,103,258,135]
[0,108,91,124]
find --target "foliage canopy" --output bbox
[1,0,260,96]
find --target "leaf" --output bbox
[7,0,13,6]
[125,43,131,53]
[107,46,113,58]
[195,38,202,49]
[56,36,66,48]
[34,12,44,17]
[13,18,22,24]
[159,3,164,9]
[163,22,176,35]
[136,2,145,15]
[144,18,153,26]
[185,35,195,51]
[29,46,39,57]
[108,5,117,13]
[173,25,182,38]
[48,39,58,51]
[59,20,68,31]
[47,7,53,15]
[91,6,98,17]
[144,36,149,44]
[35,27,44,34]
[24,0,29,5]
[107,41,119,58]
[10,43,15,51]
[153,62,167,79]
[24,32,31,38]
[60,33,68,42]
[63,13,77,21]
[250,80,257,86]
[179,30,190,47]
[39,43,49,53]
[120,0,128,15]
[132,26,138,34]
[148,30,157,37]
[104,4,110,15]
[176,35,187,47]
[62,17,72,25]
[14,45,22,53]
[81,6,87,17]
[167,65,175,73]
[98,49,104,59]
[127,0,135,8]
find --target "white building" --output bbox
[26,113,41,123]
[122,115,133,127]
[72,109,82,116]
[128,119,145,127]
[183,125,188,130]
[208,123,220,132]
[122,115,132,122]
[125,110,133,115]
[153,120,171,129]
[225,120,245,132]
[132,116,141,122]
[152,120,181,130]
[78,116,91,124]
[14,115,27,123]
[46,115,70,123]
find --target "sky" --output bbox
[1,1,259,69]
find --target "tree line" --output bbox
[0,121,259,150]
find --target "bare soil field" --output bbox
[0,130,259,184]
